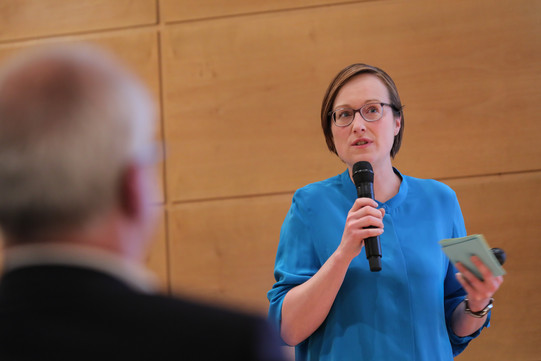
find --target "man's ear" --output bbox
[118,163,143,220]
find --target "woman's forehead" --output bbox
[334,74,389,104]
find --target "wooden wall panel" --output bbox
[167,194,292,313]
[160,0,362,23]
[0,30,160,99]
[145,209,169,289]
[0,0,157,42]
[448,171,541,360]
[162,0,541,202]
[392,1,541,180]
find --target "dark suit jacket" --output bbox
[0,265,286,361]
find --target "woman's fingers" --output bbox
[455,256,504,301]
[350,197,379,212]
[340,200,384,259]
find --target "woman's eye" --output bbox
[365,105,379,113]
[337,110,353,118]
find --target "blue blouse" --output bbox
[267,169,489,361]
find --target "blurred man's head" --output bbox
[0,44,159,256]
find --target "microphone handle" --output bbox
[356,183,374,200]
[356,183,382,272]
[365,235,382,272]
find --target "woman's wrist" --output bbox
[332,246,357,266]
[464,297,493,317]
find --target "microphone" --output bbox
[491,248,506,266]
[352,161,382,272]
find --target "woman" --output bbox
[267,64,503,361]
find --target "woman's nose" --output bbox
[351,111,366,132]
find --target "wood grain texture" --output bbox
[145,208,169,289]
[162,0,541,202]
[0,0,157,42]
[447,171,541,360]
[160,0,363,23]
[167,194,292,313]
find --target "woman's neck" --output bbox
[349,159,401,203]
[348,159,401,203]
[372,164,401,203]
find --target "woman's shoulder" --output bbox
[402,173,458,200]
[293,171,350,201]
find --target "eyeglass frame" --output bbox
[328,102,398,127]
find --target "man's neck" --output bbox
[2,242,157,293]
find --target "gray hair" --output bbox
[0,44,156,240]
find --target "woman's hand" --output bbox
[337,198,385,262]
[455,256,504,311]
[451,256,504,337]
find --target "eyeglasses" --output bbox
[329,103,395,127]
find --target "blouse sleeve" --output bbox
[267,189,321,340]
[443,191,490,356]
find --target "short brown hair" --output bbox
[320,63,404,158]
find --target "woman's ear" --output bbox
[394,115,401,136]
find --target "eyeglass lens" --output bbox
[333,103,384,126]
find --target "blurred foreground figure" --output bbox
[0,44,285,361]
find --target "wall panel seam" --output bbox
[170,191,296,206]
[161,0,376,26]
[155,30,169,205]
[0,23,160,47]
[167,169,541,205]
[437,169,541,182]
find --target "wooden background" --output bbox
[0,1,539,359]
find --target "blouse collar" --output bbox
[341,167,408,211]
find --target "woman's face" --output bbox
[331,73,401,172]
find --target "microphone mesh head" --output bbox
[352,161,374,185]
